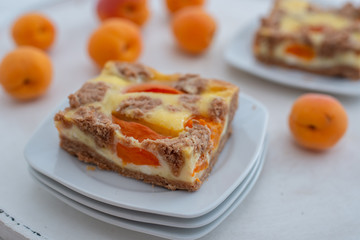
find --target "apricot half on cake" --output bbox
[88,19,142,67]
[289,93,348,151]
[0,46,52,101]
[54,62,239,191]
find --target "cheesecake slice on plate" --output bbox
[54,62,239,191]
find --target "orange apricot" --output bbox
[192,155,208,176]
[0,46,52,101]
[97,0,150,26]
[285,43,315,62]
[12,13,56,50]
[165,0,205,13]
[112,116,168,142]
[172,7,216,54]
[88,18,142,68]
[125,83,183,94]
[289,93,348,151]
[116,143,160,166]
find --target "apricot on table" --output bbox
[88,18,142,68]
[165,0,205,13]
[12,13,56,51]
[288,93,348,151]
[97,0,150,26]
[172,7,216,54]
[0,46,53,101]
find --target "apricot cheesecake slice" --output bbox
[54,62,239,191]
[253,0,360,79]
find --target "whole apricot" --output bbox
[172,7,216,54]
[12,13,56,50]
[165,0,205,13]
[88,18,142,68]
[0,46,53,100]
[97,0,150,26]
[289,93,348,151]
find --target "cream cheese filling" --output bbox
[58,121,229,183]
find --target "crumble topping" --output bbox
[178,94,201,114]
[209,97,228,122]
[166,105,181,112]
[113,62,153,82]
[116,96,162,119]
[142,121,211,176]
[54,110,72,128]
[174,74,207,94]
[69,82,109,108]
[72,106,119,148]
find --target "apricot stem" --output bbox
[23,78,31,85]
[307,124,317,131]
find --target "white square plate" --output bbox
[225,21,360,96]
[28,137,264,229]
[28,140,267,240]
[24,93,268,218]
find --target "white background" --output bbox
[0,0,359,239]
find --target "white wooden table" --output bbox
[1,0,360,239]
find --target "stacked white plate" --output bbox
[24,93,269,240]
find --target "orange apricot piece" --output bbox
[285,43,315,62]
[172,7,216,54]
[192,155,208,176]
[165,0,205,13]
[116,143,160,166]
[289,93,348,151]
[88,18,142,68]
[96,0,150,26]
[125,83,183,94]
[12,13,56,51]
[112,116,168,142]
[0,46,52,101]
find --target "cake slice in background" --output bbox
[253,0,360,79]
